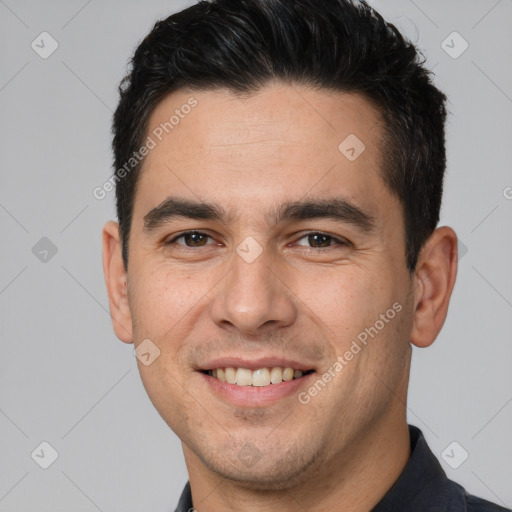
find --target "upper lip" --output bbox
[198,357,316,372]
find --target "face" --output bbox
[114,83,418,489]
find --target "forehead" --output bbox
[135,83,391,224]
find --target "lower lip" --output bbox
[200,372,315,407]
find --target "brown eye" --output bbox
[307,233,331,248]
[167,231,212,247]
[295,232,349,248]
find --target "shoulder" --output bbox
[401,426,510,512]
[465,491,511,512]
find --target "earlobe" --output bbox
[102,221,134,343]
[410,226,458,348]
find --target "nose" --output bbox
[210,244,298,336]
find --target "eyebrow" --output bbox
[143,196,375,233]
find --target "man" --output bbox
[102,0,509,510]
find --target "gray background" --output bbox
[0,0,511,510]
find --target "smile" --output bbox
[204,367,314,387]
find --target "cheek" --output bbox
[292,266,396,342]
[128,264,203,338]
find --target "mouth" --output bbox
[201,367,315,387]
[197,357,318,406]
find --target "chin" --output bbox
[197,438,324,491]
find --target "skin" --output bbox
[102,82,458,511]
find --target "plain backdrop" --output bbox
[1,0,511,510]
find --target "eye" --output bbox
[166,231,216,248]
[294,232,350,249]
[164,231,350,251]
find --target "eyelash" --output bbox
[165,230,350,250]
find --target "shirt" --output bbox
[174,425,510,512]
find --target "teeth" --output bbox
[225,367,236,384]
[282,367,294,382]
[252,368,270,387]
[208,367,307,386]
[270,367,283,384]
[235,368,252,386]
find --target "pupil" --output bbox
[187,233,206,246]
[310,234,329,247]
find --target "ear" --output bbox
[102,221,133,343]
[410,226,458,348]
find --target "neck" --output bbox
[183,413,411,512]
